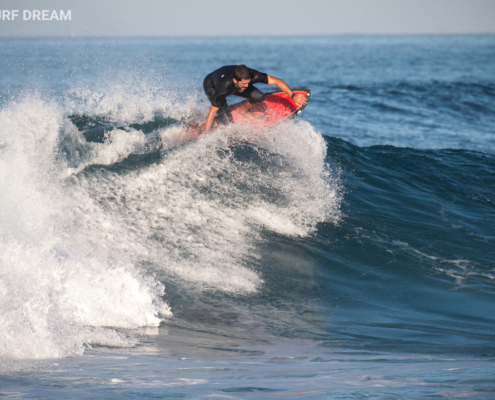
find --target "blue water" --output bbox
[0,36,494,399]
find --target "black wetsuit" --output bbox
[203,65,269,125]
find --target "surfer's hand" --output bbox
[293,94,307,106]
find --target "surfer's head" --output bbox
[233,65,251,92]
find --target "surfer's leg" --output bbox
[216,105,233,125]
[234,85,265,120]
[235,85,265,104]
[248,88,265,104]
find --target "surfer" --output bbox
[196,65,308,135]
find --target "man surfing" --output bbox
[193,65,308,136]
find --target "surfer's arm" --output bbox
[267,76,307,106]
[204,105,219,133]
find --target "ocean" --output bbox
[0,35,494,399]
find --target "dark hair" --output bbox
[234,65,251,81]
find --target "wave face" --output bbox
[0,36,494,395]
[314,138,495,354]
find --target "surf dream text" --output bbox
[0,10,71,21]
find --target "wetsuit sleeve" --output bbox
[249,68,268,85]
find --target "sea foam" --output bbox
[0,95,170,363]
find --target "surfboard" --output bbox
[188,89,311,136]
[230,88,311,129]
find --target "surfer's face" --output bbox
[233,78,251,92]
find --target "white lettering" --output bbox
[1,9,71,22]
[60,10,71,21]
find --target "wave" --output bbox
[2,82,493,365]
[324,137,495,288]
[0,89,341,363]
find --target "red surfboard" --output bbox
[187,89,310,137]
[230,89,311,129]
